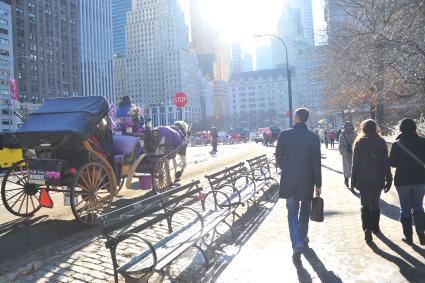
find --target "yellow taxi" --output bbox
[0,133,23,170]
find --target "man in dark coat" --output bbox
[276,108,322,264]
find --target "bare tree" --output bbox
[322,0,425,128]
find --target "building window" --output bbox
[0,38,8,46]
[0,19,7,26]
[15,8,24,15]
[0,28,8,35]
[0,50,8,56]
[0,8,8,17]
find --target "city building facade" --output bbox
[125,0,202,126]
[199,77,213,128]
[112,0,132,57]
[10,0,81,103]
[212,80,229,127]
[231,43,253,74]
[255,44,273,71]
[0,0,13,132]
[113,54,126,104]
[270,2,325,126]
[228,69,290,130]
[80,0,114,103]
[189,0,230,81]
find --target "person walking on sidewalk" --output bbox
[329,130,336,149]
[324,129,329,149]
[352,119,392,243]
[276,108,322,265]
[211,127,218,152]
[389,118,425,245]
[339,121,357,190]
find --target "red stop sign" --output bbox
[173,92,188,108]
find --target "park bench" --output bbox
[205,162,262,220]
[99,180,235,283]
[246,154,279,201]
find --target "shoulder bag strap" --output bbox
[396,140,425,168]
[342,133,351,146]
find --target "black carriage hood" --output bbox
[14,96,109,149]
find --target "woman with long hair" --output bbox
[352,119,392,242]
[389,119,425,245]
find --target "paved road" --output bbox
[0,143,265,281]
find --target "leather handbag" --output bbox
[311,197,324,222]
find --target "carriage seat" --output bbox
[112,135,141,178]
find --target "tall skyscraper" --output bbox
[255,45,273,70]
[10,0,81,103]
[271,1,325,123]
[80,0,115,103]
[0,0,13,132]
[231,43,253,74]
[300,0,315,46]
[189,0,230,81]
[113,55,126,104]
[112,0,132,56]
[126,0,203,126]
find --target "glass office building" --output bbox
[112,0,132,56]
[80,0,115,103]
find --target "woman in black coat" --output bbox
[352,119,392,242]
[389,118,425,245]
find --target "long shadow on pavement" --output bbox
[171,188,280,283]
[377,233,425,270]
[367,241,425,282]
[0,190,158,278]
[303,247,343,283]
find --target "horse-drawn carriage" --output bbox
[1,96,190,225]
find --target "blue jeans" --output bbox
[396,184,425,219]
[286,196,311,250]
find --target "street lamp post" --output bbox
[254,34,293,127]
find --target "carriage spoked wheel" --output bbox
[69,162,114,225]
[152,159,171,193]
[1,159,42,217]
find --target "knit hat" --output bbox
[399,118,416,134]
[343,121,354,131]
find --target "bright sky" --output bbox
[178,0,327,58]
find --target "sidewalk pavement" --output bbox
[215,146,425,283]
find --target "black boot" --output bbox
[413,212,425,245]
[401,217,413,245]
[361,207,373,242]
[344,178,349,188]
[371,210,382,235]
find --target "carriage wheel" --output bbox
[1,160,41,217]
[70,162,114,225]
[152,159,171,193]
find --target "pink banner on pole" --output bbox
[9,78,19,101]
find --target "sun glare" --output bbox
[199,0,283,43]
